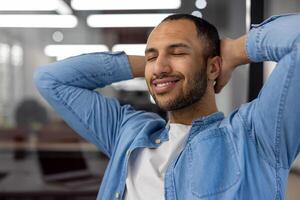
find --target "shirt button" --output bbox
[115,192,120,199]
[155,139,161,144]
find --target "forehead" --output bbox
[146,19,200,49]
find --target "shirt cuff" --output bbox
[246,26,264,63]
[106,51,134,84]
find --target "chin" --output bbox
[154,98,180,111]
[152,98,168,110]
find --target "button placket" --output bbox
[115,192,120,199]
[126,150,131,157]
[155,139,161,144]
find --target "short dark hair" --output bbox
[161,14,220,59]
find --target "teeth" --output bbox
[156,81,175,87]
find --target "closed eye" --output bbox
[146,56,157,62]
[171,52,187,56]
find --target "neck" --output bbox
[167,88,218,125]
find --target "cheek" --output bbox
[144,65,152,84]
[182,67,202,85]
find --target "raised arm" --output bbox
[214,35,249,93]
[219,13,300,168]
[34,52,148,157]
[128,55,146,78]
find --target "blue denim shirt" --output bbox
[34,14,300,200]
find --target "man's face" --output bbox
[145,19,208,111]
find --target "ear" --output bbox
[206,56,222,81]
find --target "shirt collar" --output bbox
[165,112,224,130]
[192,111,224,126]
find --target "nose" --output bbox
[153,54,172,77]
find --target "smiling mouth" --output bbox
[152,77,181,94]
[154,80,179,87]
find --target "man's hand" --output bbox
[214,35,250,93]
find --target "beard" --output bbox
[149,67,207,111]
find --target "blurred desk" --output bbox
[0,141,108,200]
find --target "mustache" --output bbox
[150,73,183,82]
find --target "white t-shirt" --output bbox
[124,123,191,200]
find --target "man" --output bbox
[34,13,300,200]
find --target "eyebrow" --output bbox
[144,47,157,55]
[145,43,191,55]
[168,43,191,50]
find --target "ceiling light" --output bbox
[44,44,109,60]
[191,11,203,18]
[56,0,73,15]
[0,43,10,64]
[52,31,64,42]
[0,15,77,28]
[71,0,181,10]
[195,0,207,9]
[0,0,72,14]
[11,44,23,67]
[112,44,146,56]
[87,14,172,28]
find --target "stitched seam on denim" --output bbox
[252,28,299,64]
[170,161,178,200]
[45,72,96,135]
[164,164,175,199]
[187,143,193,196]
[53,87,102,142]
[52,79,110,155]
[192,129,226,143]
[275,47,298,199]
[237,111,250,133]
[188,119,224,142]
[226,126,242,174]
[274,43,298,200]
[278,39,300,171]
[238,109,277,169]
[246,25,265,62]
[239,110,277,199]
[192,176,240,199]
[63,54,114,85]
[255,25,264,61]
[190,130,240,198]
[245,32,251,61]
[63,73,113,86]
[111,135,147,193]
[187,124,208,142]
[118,145,132,199]
[192,113,224,126]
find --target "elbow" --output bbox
[33,64,55,91]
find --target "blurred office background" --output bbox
[0,0,299,199]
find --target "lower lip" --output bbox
[152,81,178,94]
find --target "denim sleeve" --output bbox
[242,13,300,168]
[34,52,134,157]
